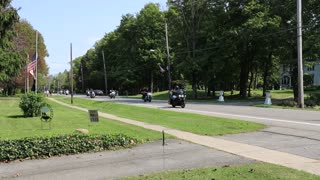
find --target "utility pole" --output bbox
[102,50,108,95]
[81,62,84,93]
[70,43,73,104]
[297,0,304,108]
[165,23,171,91]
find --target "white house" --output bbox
[279,62,320,89]
[279,65,292,89]
[304,63,320,85]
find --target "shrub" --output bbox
[19,93,44,117]
[305,86,320,91]
[305,100,316,107]
[0,134,137,162]
[309,93,320,105]
[278,100,297,107]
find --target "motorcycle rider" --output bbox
[171,85,182,97]
[89,88,95,98]
[140,87,149,99]
[169,85,186,108]
[109,89,116,98]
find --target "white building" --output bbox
[304,63,320,85]
[279,62,320,89]
[279,65,292,89]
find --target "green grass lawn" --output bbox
[52,96,265,136]
[0,97,163,142]
[121,162,320,180]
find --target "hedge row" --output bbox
[0,134,137,162]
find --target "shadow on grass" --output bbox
[7,115,26,118]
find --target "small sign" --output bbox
[40,104,53,122]
[88,110,99,123]
[39,103,53,129]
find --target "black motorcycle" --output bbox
[89,91,95,98]
[142,92,152,102]
[109,90,116,99]
[169,89,186,108]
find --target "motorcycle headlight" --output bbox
[179,94,184,98]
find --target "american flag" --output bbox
[28,52,37,78]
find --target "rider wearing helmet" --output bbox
[141,87,149,99]
[172,85,182,97]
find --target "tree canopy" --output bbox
[0,0,49,95]
[66,0,320,100]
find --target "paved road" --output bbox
[75,95,320,161]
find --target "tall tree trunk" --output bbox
[192,71,197,99]
[262,53,272,97]
[150,72,153,93]
[262,65,268,97]
[239,61,249,97]
[253,71,258,90]
[248,69,254,97]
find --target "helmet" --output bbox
[175,85,179,90]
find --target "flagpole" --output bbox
[35,31,38,95]
[24,51,26,94]
[26,54,29,93]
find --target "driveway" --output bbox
[0,140,254,180]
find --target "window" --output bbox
[282,76,290,85]
[307,66,315,71]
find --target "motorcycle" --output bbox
[109,90,116,99]
[169,89,186,108]
[142,92,152,102]
[89,91,95,98]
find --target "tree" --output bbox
[0,0,22,95]
[167,0,211,98]
[0,1,49,95]
[11,20,49,93]
[135,3,166,92]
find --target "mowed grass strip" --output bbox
[52,96,265,136]
[0,97,163,141]
[121,162,320,180]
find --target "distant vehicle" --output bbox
[90,91,95,98]
[169,87,186,108]
[93,90,104,96]
[109,90,116,99]
[143,92,152,102]
[140,87,152,102]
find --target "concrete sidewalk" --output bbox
[49,98,320,176]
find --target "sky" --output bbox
[12,0,167,75]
